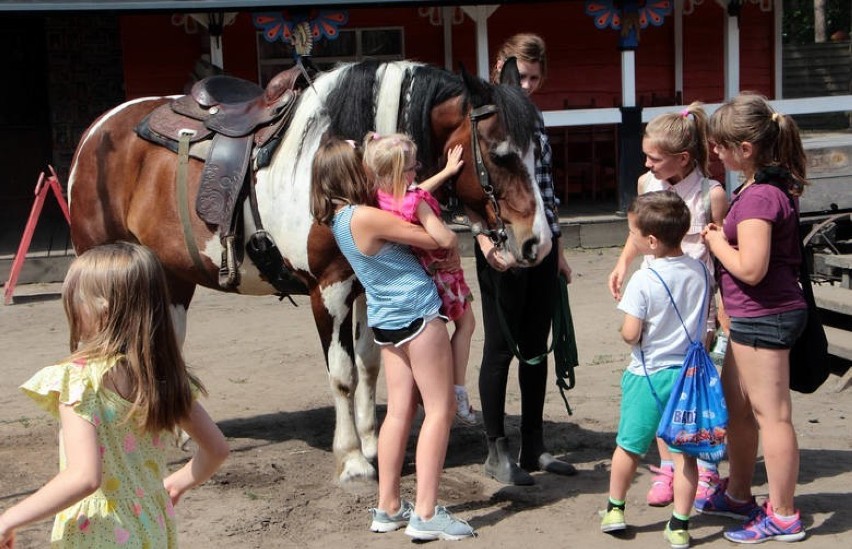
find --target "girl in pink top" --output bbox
[364,132,478,426]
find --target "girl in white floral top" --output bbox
[0,242,229,548]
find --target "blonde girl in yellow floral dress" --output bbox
[0,242,229,548]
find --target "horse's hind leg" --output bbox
[312,286,376,483]
[352,294,380,462]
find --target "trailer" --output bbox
[800,132,852,391]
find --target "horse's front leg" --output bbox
[352,294,380,461]
[312,285,376,484]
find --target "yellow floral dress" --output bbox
[21,357,179,548]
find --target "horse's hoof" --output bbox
[338,454,376,485]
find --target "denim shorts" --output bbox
[729,309,807,350]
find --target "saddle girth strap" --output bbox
[176,130,215,285]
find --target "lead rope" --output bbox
[494,272,578,415]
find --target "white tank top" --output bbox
[640,168,721,272]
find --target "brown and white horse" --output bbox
[68,60,551,483]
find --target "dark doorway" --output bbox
[0,16,55,255]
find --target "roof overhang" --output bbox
[0,0,518,12]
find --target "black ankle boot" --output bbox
[484,436,534,485]
[518,430,577,476]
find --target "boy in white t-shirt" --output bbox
[601,191,707,549]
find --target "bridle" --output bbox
[468,103,508,248]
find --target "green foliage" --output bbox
[783,0,852,44]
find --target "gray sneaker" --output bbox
[369,500,413,533]
[404,505,475,541]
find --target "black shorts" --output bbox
[372,312,445,347]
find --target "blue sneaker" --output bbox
[369,500,413,533]
[723,501,806,544]
[404,505,475,541]
[694,477,759,520]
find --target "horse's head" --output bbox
[433,67,552,267]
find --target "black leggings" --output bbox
[475,244,557,439]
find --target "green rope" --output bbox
[495,273,579,415]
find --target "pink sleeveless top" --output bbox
[376,185,472,320]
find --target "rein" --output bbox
[468,104,508,248]
[495,272,579,415]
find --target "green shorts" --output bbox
[615,367,682,456]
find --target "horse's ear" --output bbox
[499,57,521,88]
[459,63,490,108]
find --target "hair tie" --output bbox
[771,112,780,123]
[680,108,690,118]
[371,133,381,140]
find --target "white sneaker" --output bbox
[405,505,475,540]
[454,387,479,426]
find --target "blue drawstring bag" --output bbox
[642,266,728,463]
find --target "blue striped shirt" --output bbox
[331,205,441,329]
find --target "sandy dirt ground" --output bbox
[1,247,849,548]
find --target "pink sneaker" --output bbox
[646,465,674,506]
[695,466,720,502]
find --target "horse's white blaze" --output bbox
[68,97,163,210]
[494,139,521,159]
[523,145,553,261]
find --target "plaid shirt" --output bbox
[535,115,561,238]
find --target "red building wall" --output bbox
[118,4,776,109]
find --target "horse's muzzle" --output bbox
[522,237,540,263]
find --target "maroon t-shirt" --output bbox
[719,183,806,317]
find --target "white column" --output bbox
[461,5,499,80]
[674,0,684,97]
[621,50,636,107]
[723,13,740,99]
[774,0,783,98]
[210,37,224,70]
[442,7,454,71]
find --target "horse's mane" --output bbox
[286,60,537,182]
[402,65,465,172]
[326,59,381,140]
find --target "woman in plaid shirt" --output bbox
[475,33,576,485]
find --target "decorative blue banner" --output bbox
[584,0,672,49]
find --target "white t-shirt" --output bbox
[618,255,709,376]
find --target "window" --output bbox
[257,27,404,86]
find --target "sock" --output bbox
[454,384,466,394]
[607,497,626,512]
[772,510,798,522]
[725,491,750,504]
[669,512,690,531]
[660,459,674,470]
[697,459,717,472]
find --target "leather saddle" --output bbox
[138,66,306,226]
[135,65,312,294]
